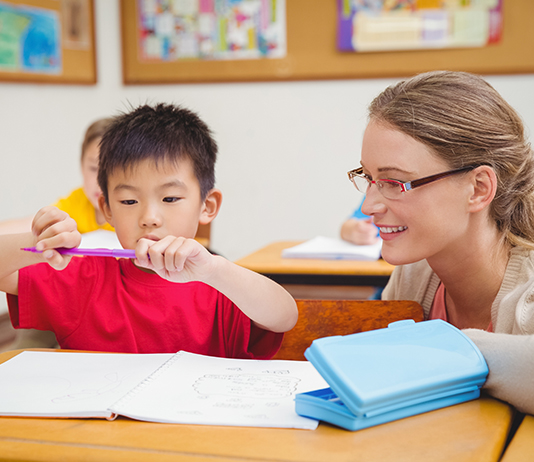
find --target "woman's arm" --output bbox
[463,329,534,414]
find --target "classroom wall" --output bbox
[1,0,534,261]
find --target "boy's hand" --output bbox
[342,218,380,246]
[31,206,81,270]
[135,236,298,334]
[134,236,214,283]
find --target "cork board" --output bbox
[0,0,96,84]
[121,0,534,85]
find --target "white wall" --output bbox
[1,0,534,261]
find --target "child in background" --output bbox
[0,118,114,235]
[348,70,534,414]
[340,202,379,246]
[0,103,298,358]
[0,118,113,351]
[340,202,383,300]
[53,118,114,234]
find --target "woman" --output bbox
[348,70,534,414]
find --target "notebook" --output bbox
[0,350,327,429]
[281,236,382,261]
[295,319,488,431]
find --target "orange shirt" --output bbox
[429,283,493,332]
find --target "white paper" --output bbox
[0,352,172,418]
[110,351,328,429]
[0,351,327,429]
[79,230,122,249]
[282,236,382,261]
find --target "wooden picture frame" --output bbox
[121,0,534,85]
[0,0,96,85]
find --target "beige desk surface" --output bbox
[501,415,534,462]
[235,241,395,276]
[0,349,513,462]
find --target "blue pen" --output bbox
[21,247,137,259]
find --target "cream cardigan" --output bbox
[382,246,534,415]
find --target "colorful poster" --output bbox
[0,1,61,73]
[137,0,286,61]
[337,0,502,52]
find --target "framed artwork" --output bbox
[0,0,96,84]
[121,0,534,84]
[337,0,503,53]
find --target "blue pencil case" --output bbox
[295,319,488,431]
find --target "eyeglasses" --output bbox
[347,165,478,200]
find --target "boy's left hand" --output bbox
[134,236,215,283]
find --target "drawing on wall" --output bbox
[136,0,286,62]
[337,0,503,52]
[0,1,61,73]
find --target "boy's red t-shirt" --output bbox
[8,257,282,358]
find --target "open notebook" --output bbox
[0,351,327,429]
[282,236,382,261]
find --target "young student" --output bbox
[348,70,534,414]
[0,118,114,235]
[0,118,114,351]
[340,203,383,300]
[0,103,298,358]
[52,118,115,234]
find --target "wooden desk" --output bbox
[235,241,395,288]
[501,415,534,462]
[0,349,513,462]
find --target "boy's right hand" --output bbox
[31,206,81,270]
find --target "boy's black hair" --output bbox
[98,103,218,203]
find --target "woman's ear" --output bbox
[467,166,497,213]
[199,188,223,225]
[98,195,114,227]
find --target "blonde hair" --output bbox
[81,118,112,160]
[368,70,534,248]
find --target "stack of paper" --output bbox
[282,236,382,261]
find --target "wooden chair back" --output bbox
[273,299,424,360]
[195,223,211,248]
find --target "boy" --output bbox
[0,103,298,358]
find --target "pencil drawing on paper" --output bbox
[51,371,125,403]
[193,373,301,399]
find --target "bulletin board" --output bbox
[121,0,534,85]
[0,0,96,84]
